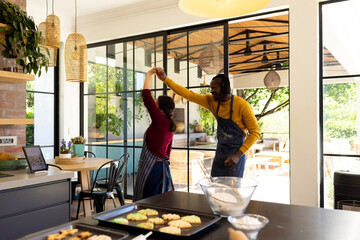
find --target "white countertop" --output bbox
[0,168,74,191]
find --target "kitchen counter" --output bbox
[0,168,73,239]
[0,168,74,190]
[22,191,360,240]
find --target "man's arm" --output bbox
[155,67,212,109]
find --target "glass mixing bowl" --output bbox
[199,177,258,216]
[228,214,269,240]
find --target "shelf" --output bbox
[0,118,34,125]
[0,70,35,83]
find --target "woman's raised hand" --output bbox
[155,67,167,81]
[147,66,157,76]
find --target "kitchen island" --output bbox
[0,168,73,239]
[22,191,360,240]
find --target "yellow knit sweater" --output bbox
[164,77,260,154]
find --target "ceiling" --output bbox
[137,13,290,75]
[28,0,147,17]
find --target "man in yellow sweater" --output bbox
[155,67,260,177]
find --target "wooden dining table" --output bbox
[46,158,112,217]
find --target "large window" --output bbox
[83,35,164,199]
[26,57,58,159]
[82,9,290,202]
[321,0,360,208]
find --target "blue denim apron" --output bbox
[210,95,246,177]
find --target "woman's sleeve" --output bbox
[166,138,173,157]
[142,89,163,122]
[163,77,212,109]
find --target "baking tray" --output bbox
[18,222,129,240]
[92,203,222,237]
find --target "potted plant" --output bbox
[0,1,48,76]
[59,138,72,158]
[71,136,86,157]
[190,120,203,133]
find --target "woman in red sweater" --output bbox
[133,67,176,201]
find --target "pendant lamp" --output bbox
[198,42,224,75]
[65,0,87,82]
[264,69,281,90]
[45,0,60,49]
[179,0,271,18]
[38,22,57,67]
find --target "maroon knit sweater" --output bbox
[142,89,173,159]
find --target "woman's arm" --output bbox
[143,67,156,89]
[142,67,164,122]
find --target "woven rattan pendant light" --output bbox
[198,42,224,75]
[39,22,57,66]
[38,1,57,67]
[65,0,87,82]
[264,69,281,90]
[45,0,60,49]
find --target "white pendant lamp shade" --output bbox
[198,42,224,75]
[38,22,57,67]
[45,14,61,49]
[264,69,281,90]
[179,0,271,18]
[65,33,88,82]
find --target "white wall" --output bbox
[289,0,319,207]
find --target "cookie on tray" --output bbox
[138,208,158,216]
[68,238,81,240]
[127,213,147,221]
[88,235,112,240]
[137,222,154,230]
[159,226,181,235]
[181,215,201,224]
[168,219,192,228]
[78,231,93,238]
[112,217,129,225]
[147,217,165,225]
[47,233,66,240]
[60,228,79,235]
[162,213,180,221]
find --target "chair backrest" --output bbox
[91,153,129,193]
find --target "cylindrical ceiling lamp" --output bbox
[45,14,60,49]
[179,0,271,18]
[38,21,57,67]
[65,0,88,82]
[65,33,87,82]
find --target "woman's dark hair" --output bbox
[157,95,177,132]
[212,74,231,96]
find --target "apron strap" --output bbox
[216,94,234,120]
[157,157,174,193]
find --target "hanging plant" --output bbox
[0,0,48,76]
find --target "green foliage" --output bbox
[0,0,48,76]
[71,136,86,144]
[189,120,200,131]
[199,87,217,136]
[26,111,34,145]
[323,82,357,141]
[87,62,147,136]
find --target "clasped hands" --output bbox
[147,66,167,81]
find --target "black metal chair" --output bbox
[76,153,129,219]
[97,153,129,206]
[71,151,97,202]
